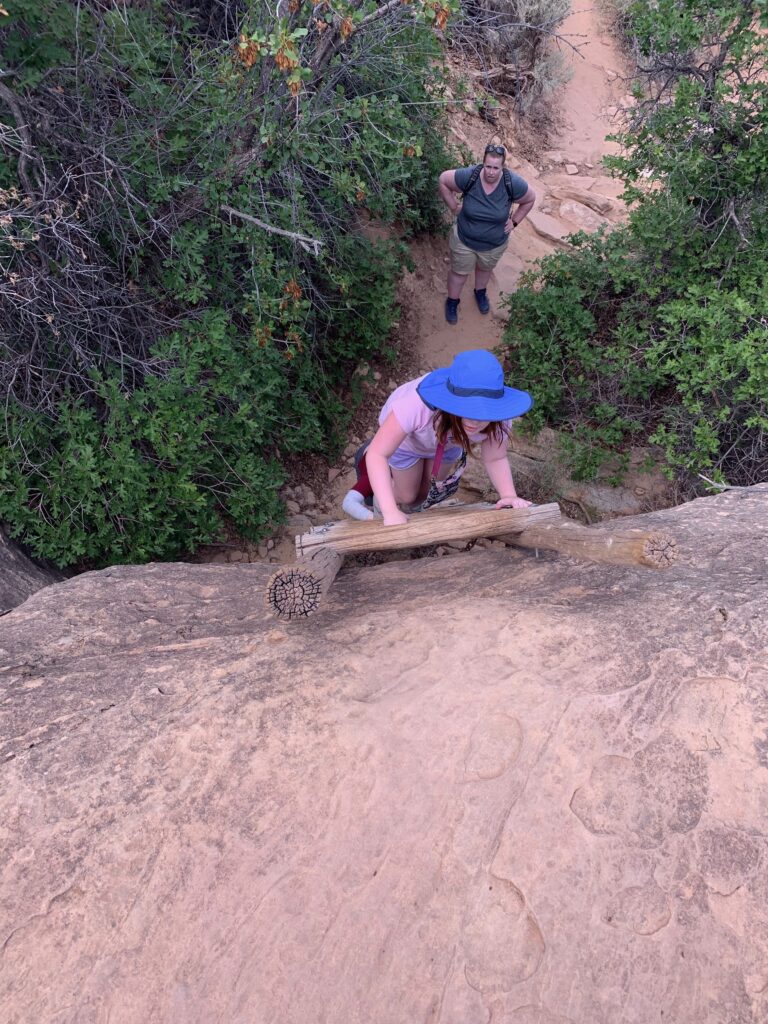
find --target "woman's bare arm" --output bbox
[505,185,536,232]
[438,169,461,214]
[366,412,409,525]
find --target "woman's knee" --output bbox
[393,479,421,504]
[391,465,424,504]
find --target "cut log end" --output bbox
[266,566,325,620]
[641,531,678,569]
[266,546,344,620]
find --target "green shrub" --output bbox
[0,0,456,567]
[502,0,768,487]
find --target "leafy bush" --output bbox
[0,0,456,566]
[502,0,768,487]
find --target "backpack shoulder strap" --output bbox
[460,164,482,198]
[502,168,516,203]
[431,439,447,479]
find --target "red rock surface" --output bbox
[1,489,767,1023]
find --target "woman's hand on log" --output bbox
[383,509,409,526]
[495,496,532,510]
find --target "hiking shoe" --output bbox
[474,288,490,314]
[445,297,460,324]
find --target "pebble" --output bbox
[286,499,301,514]
[565,163,579,175]
[257,544,269,558]
[286,514,313,534]
[266,538,275,550]
[343,443,358,459]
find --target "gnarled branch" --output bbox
[220,204,324,255]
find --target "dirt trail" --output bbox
[411,3,630,369]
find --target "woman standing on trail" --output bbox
[342,349,533,526]
[438,144,536,324]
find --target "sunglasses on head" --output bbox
[484,144,506,156]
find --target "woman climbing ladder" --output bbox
[342,349,533,525]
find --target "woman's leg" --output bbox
[446,227,475,307]
[473,266,493,290]
[473,240,507,292]
[391,460,429,505]
[447,269,469,301]
[409,455,456,506]
[389,450,460,509]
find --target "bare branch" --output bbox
[220,204,325,255]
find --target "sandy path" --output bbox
[556,4,626,164]
[413,4,629,370]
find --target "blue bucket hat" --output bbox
[417,349,532,421]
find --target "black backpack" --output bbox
[460,164,517,202]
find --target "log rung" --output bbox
[296,502,563,557]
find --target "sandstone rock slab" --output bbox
[558,198,608,232]
[526,209,573,246]
[1,491,767,1023]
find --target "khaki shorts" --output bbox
[448,223,509,275]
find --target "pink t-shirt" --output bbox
[380,375,509,458]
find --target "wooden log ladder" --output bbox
[265,502,677,620]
